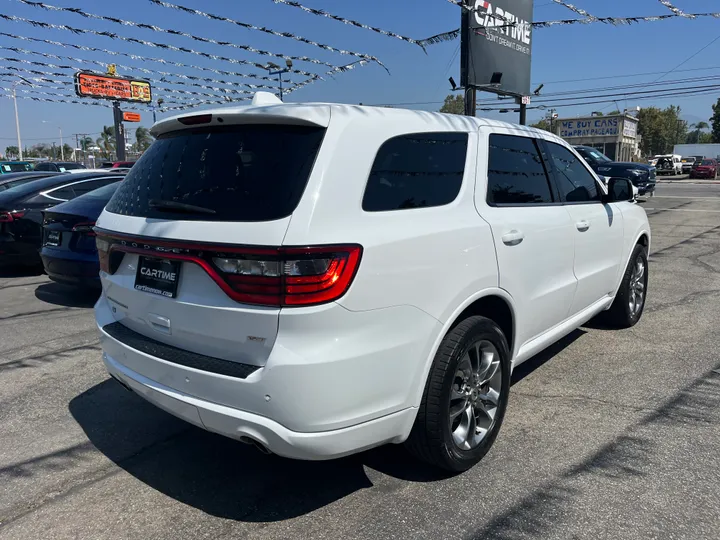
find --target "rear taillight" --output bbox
[0,210,26,223]
[95,233,362,307]
[212,246,362,306]
[97,237,111,272]
[72,222,97,236]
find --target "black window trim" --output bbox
[362,131,470,213]
[41,176,121,202]
[485,133,563,208]
[540,139,605,206]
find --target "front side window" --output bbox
[546,142,602,203]
[362,133,468,212]
[487,134,554,205]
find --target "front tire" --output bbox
[604,244,648,328]
[405,316,511,472]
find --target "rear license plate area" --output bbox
[135,256,181,298]
[45,230,61,247]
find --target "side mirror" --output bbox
[603,177,634,203]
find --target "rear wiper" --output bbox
[148,199,216,215]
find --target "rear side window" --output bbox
[546,142,602,203]
[362,133,468,212]
[487,134,554,205]
[106,125,325,222]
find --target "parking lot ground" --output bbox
[1,185,720,540]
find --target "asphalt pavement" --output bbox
[1,185,719,540]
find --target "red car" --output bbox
[689,159,718,179]
[100,161,135,169]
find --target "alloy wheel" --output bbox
[449,340,503,450]
[628,258,646,316]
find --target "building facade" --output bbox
[554,114,641,162]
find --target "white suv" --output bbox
[94,93,650,472]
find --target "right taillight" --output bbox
[212,245,362,307]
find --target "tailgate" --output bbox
[95,121,327,367]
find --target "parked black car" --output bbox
[0,171,124,268]
[574,146,657,196]
[0,171,62,192]
[40,182,121,288]
[34,161,87,172]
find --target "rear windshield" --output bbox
[105,125,325,222]
[1,162,32,173]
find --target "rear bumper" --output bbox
[0,240,40,267]
[95,295,439,459]
[103,352,417,460]
[40,251,100,287]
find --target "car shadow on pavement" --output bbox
[34,282,100,308]
[67,330,589,523]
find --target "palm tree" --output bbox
[688,121,710,144]
[135,126,153,153]
[96,126,116,159]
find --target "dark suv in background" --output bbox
[574,146,656,196]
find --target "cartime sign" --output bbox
[461,0,534,97]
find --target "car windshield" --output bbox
[1,162,32,173]
[701,160,714,165]
[579,148,612,162]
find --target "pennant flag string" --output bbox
[147,0,384,65]
[657,0,695,18]
[0,60,291,101]
[16,1,385,73]
[551,1,599,22]
[0,33,291,85]
[0,45,288,92]
[0,14,371,79]
[268,0,427,50]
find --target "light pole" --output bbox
[12,76,36,161]
[42,121,65,160]
[266,59,293,101]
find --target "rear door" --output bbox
[477,131,577,349]
[96,123,327,367]
[543,141,623,315]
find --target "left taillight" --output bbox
[0,210,26,223]
[72,222,96,236]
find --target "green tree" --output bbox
[5,146,19,159]
[637,105,687,155]
[96,126,116,159]
[135,126,153,153]
[530,118,552,132]
[62,143,73,160]
[711,98,720,143]
[440,94,465,115]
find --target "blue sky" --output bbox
[1,0,719,152]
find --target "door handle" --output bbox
[501,230,524,246]
[576,220,590,232]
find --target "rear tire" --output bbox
[603,244,648,328]
[405,316,511,472]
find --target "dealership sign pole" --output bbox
[74,65,152,161]
[460,0,534,123]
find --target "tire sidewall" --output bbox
[439,320,511,471]
[624,245,649,325]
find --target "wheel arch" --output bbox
[410,288,517,409]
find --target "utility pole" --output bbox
[519,103,527,125]
[113,101,126,161]
[59,127,64,160]
[12,85,22,161]
[75,134,79,163]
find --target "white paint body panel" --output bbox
[95,101,650,459]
